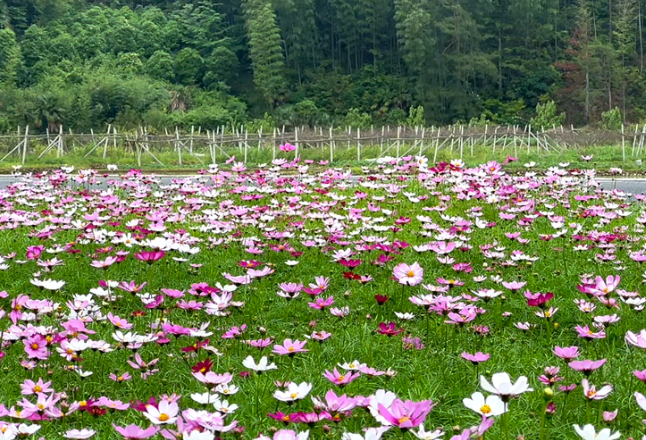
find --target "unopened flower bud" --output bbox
[544,387,554,400]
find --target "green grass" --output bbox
[0,164,642,439]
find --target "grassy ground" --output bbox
[0,163,642,439]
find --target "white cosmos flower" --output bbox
[190,392,219,404]
[573,424,620,440]
[273,382,312,402]
[479,373,533,399]
[410,426,444,440]
[342,427,391,440]
[338,360,366,371]
[213,399,238,415]
[242,356,277,372]
[63,429,96,439]
[30,278,65,290]
[215,384,239,395]
[184,431,215,440]
[463,392,507,417]
[16,424,40,435]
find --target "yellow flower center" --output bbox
[79,401,87,407]
[159,413,169,422]
[31,343,39,350]
[33,385,42,392]
[337,375,345,382]
[118,376,124,381]
[545,311,551,318]
[287,347,295,352]
[480,404,492,414]
[46,336,52,344]
[587,390,596,398]
[290,393,298,399]
[406,271,415,277]
[398,416,411,424]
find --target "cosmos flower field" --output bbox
[1,157,646,440]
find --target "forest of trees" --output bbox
[0,0,645,132]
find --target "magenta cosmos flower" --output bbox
[377,322,404,336]
[112,424,159,439]
[134,250,165,264]
[393,262,424,286]
[377,398,434,429]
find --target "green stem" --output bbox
[503,408,510,440]
[539,402,547,440]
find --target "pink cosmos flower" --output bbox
[113,424,159,439]
[553,346,579,361]
[377,398,434,429]
[322,368,360,386]
[23,336,48,360]
[308,297,334,310]
[575,325,605,340]
[626,330,646,348]
[311,390,357,412]
[118,281,147,293]
[393,263,424,286]
[502,281,526,291]
[107,313,133,330]
[568,359,606,375]
[255,430,309,440]
[591,275,620,296]
[273,339,309,355]
[280,143,296,152]
[581,379,612,400]
[634,369,646,382]
[109,372,132,382]
[461,352,490,365]
[20,379,53,395]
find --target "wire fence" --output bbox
[0,124,642,167]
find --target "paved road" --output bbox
[0,175,643,194]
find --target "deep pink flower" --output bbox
[134,251,165,264]
[526,292,554,307]
[377,322,404,336]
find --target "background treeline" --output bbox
[0,0,644,133]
